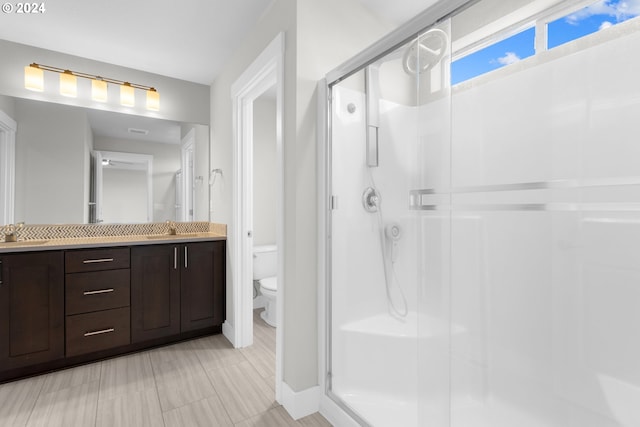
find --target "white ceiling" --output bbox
[0,0,439,86]
[0,0,275,85]
[356,0,440,26]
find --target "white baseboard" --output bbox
[281,382,321,420]
[222,321,236,347]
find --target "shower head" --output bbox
[402,28,448,75]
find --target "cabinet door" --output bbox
[0,251,64,370]
[180,241,225,332]
[131,245,180,342]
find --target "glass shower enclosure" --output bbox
[324,0,640,426]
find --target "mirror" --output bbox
[0,95,209,224]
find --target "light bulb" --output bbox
[146,88,159,111]
[91,79,108,102]
[60,70,77,97]
[24,64,44,92]
[120,83,135,107]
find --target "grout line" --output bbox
[146,353,167,426]
[92,361,103,427]
[21,375,46,427]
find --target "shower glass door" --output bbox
[327,19,453,427]
[328,1,640,426]
[448,1,640,426]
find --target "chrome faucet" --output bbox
[166,220,177,235]
[3,222,24,242]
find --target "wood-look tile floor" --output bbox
[0,310,332,427]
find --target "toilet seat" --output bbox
[259,276,277,292]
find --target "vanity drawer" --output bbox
[66,269,130,315]
[66,307,130,357]
[65,247,130,273]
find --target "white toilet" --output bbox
[253,245,277,327]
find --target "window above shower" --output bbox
[451,0,640,85]
[451,27,535,85]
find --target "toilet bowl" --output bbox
[258,276,277,327]
[253,245,277,327]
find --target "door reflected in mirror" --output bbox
[92,151,153,223]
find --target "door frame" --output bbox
[93,150,153,223]
[229,32,285,401]
[0,109,16,225]
[181,129,196,221]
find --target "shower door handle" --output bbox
[248,231,252,238]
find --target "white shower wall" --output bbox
[331,84,422,425]
[331,86,419,326]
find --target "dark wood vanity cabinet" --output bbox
[131,241,226,341]
[0,251,64,370]
[64,247,131,357]
[181,241,226,332]
[0,238,225,382]
[131,244,181,342]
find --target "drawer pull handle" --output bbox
[174,247,177,270]
[84,328,115,337]
[82,258,114,264]
[83,288,115,296]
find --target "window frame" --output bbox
[450,0,612,85]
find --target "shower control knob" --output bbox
[362,187,381,213]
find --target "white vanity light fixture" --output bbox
[120,83,135,107]
[23,63,160,111]
[24,63,44,91]
[59,70,77,97]
[91,78,108,102]
[146,88,160,111]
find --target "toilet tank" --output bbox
[253,245,277,280]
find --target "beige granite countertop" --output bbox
[0,232,226,253]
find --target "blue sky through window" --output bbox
[549,0,640,48]
[451,0,640,85]
[451,27,535,85]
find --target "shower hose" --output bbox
[369,174,408,319]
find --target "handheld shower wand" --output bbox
[385,223,401,263]
[362,184,408,319]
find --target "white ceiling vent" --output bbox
[128,127,149,135]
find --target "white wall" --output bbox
[210,0,393,393]
[0,94,15,118]
[93,136,181,222]
[253,95,277,246]
[14,98,89,223]
[0,39,209,125]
